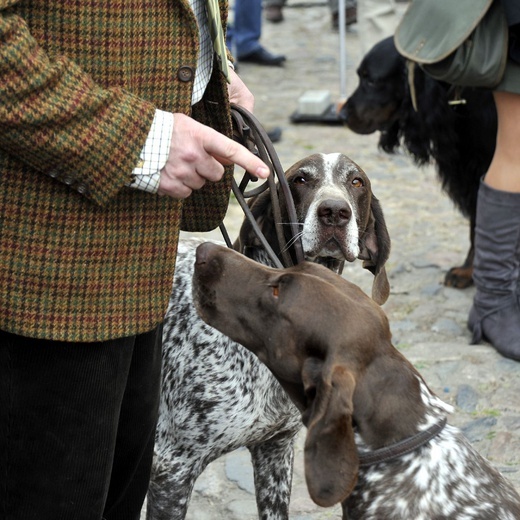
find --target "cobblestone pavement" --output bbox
[143,3,520,518]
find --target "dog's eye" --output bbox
[271,285,279,297]
[293,175,307,185]
[352,177,364,188]
[360,70,375,87]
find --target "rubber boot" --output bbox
[467,180,520,361]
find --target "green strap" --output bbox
[206,0,231,82]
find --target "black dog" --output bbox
[340,36,498,288]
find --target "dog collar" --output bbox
[358,417,448,467]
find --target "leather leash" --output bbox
[220,105,305,269]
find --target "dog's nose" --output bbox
[194,242,227,284]
[195,242,219,265]
[338,101,349,122]
[317,199,352,227]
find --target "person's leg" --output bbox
[233,0,286,65]
[0,326,162,520]
[467,91,520,361]
[264,0,285,23]
[103,326,163,520]
[233,0,263,57]
[484,91,520,192]
[0,331,133,520]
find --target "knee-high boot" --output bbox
[467,180,520,361]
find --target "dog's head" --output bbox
[339,36,477,165]
[339,37,407,136]
[234,152,391,304]
[193,243,426,508]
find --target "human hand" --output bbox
[227,67,255,113]
[158,113,269,198]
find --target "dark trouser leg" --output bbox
[103,326,162,520]
[0,326,162,520]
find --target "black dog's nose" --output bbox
[317,199,352,227]
[337,100,349,122]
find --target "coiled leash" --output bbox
[219,105,305,269]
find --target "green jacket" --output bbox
[0,0,233,341]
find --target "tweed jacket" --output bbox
[0,0,234,341]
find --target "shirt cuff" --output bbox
[128,109,174,194]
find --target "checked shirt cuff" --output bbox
[128,109,173,194]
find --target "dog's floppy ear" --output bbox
[358,195,391,305]
[233,189,276,257]
[379,120,401,154]
[302,360,359,507]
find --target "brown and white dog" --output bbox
[193,243,520,520]
[147,153,390,520]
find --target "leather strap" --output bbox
[222,105,305,269]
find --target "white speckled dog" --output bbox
[192,243,520,520]
[146,153,391,520]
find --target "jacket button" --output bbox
[77,183,89,195]
[177,66,194,82]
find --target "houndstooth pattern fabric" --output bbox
[130,0,216,194]
[0,0,233,342]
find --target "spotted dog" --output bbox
[146,153,391,520]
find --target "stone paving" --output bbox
[143,2,520,518]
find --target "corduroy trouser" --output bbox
[0,325,163,520]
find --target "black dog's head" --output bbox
[339,37,407,136]
[339,36,496,195]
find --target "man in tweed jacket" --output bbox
[0,1,269,518]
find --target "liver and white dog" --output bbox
[193,243,520,520]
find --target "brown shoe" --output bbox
[332,6,357,29]
[346,5,357,25]
[265,5,284,23]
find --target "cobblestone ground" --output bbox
[142,3,520,518]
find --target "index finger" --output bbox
[205,131,271,180]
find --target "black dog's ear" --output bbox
[233,190,276,258]
[358,195,391,304]
[302,360,359,508]
[379,120,401,154]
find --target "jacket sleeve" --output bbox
[0,3,157,206]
